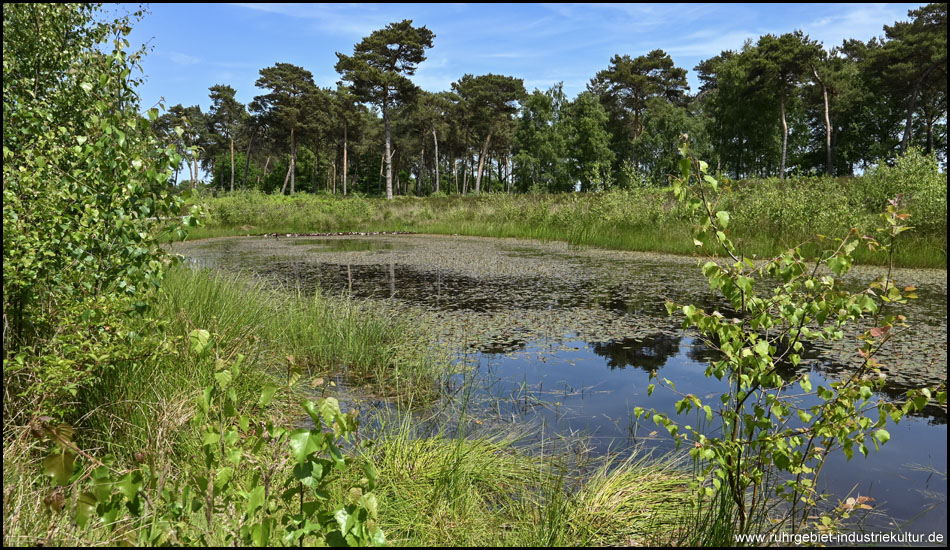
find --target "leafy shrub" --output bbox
[637,141,946,539]
[860,149,947,234]
[2,4,193,418]
[34,334,385,546]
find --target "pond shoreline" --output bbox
[176,233,947,539]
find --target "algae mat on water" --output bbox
[174,234,947,395]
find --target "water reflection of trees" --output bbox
[686,335,947,425]
[589,333,682,372]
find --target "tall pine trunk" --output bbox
[453,157,458,194]
[342,121,348,196]
[383,98,393,200]
[242,125,258,190]
[229,138,235,192]
[432,127,440,194]
[900,85,919,156]
[925,113,934,154]
[779,92,788,182]
[281,159,292,194]
[393,149,401,196]
[813,68,833,176]
[313,140,320,194]
[289,127,296,194]
[462,154,470,195]
[475,132,492,194]
[417,144,425,196]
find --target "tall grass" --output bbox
[75,266,439,458]
[2,266,442,545]
[361,409,692,547]
[152,267,439,396]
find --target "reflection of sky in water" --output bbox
[178,235,947,537]
[465,335,946,537]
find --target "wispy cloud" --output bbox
[231,3,411,37]
[477,52,543,60]
[802,4,910,46]
[166,51,201,65]
[413,55,457,91]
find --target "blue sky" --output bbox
[120,3,925,113]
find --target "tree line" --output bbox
[155,4,947,198]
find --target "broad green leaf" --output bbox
[246,485,265,516]
[288,429,322,464]
[75,492,97,528]
[319,397,343,429]
[214,467,234,490]
[43,449,76,486]
[302,400,321,427]
[715,210,730,229]
[678,157,690,177]
[189,329,210,355]
[260,384,278,406]
[203,430,221,447]
[214,369,232,390]
[116,472,142,500]
[335,507,354,535]
[370,526,387,546]
[364,461,377,491]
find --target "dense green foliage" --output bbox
[4,6,401,546]
[197,156,947,268]
[7,263,430,546]
[335,19,435,199]
[36,362,386,546]
[2,4,192,418]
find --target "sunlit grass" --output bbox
[361,410,692,547]
[193,185,947,269]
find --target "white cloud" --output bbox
[802,4,911,47]
[167,51,201,65]
[231,3,413,37]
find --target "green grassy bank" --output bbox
[3,267,691,546]
[191,155,947,269]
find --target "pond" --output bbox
[175,234,947,538]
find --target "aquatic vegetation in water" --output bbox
[174,234,947,394]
